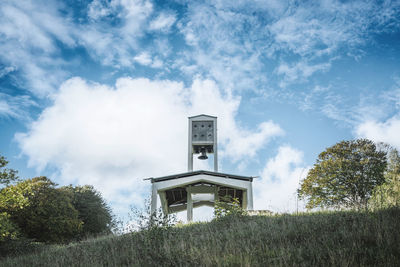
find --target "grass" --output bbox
[1,208,400,266]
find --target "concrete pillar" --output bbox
[214,186,219,203]
[188,119,193,172]
[151,183,157,216]
[214,120,218,172]
[186,186,193,222]
[160,191,168,216]
[247,184,253,210]
[242,190,247,210]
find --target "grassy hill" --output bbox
[1,208,400,266]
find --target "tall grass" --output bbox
[1,208,399,266]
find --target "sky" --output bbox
[1,0,400,221]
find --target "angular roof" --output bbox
[148,170,253,183]
[188,114,217,119]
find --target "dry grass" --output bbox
[1,208,400,266]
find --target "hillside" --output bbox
[1,208,400,266]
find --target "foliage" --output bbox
[61,185,114,238]
[0,154,19,187]
[0,212,20,242]
[1,208,400,266]
[214,195,247,219]
[298,139,387,210]
[369,148,400,209]
[127,198,176,232]
[0,177,83,243]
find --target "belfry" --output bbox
[148,115,254,221]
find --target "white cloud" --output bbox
[16,77,282,215]
[254,145,309,213]
[133,52,163,68]
[0,66,16,78]
[149,12,176,32]
[0,0,73,96]
[356,116,400,149]
[176,3,268,91]
[88,0,114,20]
[0,93,36,119]
[0,0,156,96]
[268,1,397,58]
[277,60,331,87]
[133,52,152,65]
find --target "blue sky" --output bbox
[1,0,400,220]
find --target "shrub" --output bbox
[214,195,247,219]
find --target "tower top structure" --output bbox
[188,114,218,172]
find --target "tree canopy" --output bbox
[298,139,387,210]
[61,185,114,237]
[0,177,83,243]
[369,148,400,209]
[0,155,18,187]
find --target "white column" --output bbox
[214,119,218,172]
[160,191,168,216]
[214,186,219,203]
[188,119,193,172]
[151,183,157,216]
[242,190,247,210]
[186,186,193,222]
[247,183,253,210]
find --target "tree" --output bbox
[369,148,400,209]
[0,177,83,243]
[61,185,114,237]
[0,154,19,187]
[0,154,21,245]
[298,139,387,210]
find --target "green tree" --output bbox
[0,154,18,187]
[298,139,387,210]
[61,185,114,237]
[0,177,83,243]
[369,148,400,209]
[0,154,21,245]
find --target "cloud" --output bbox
[0,66,16,78]
[2,0,399,101]
[0,0,156,96]
[276,60,331,87]
[16,77,282,215]
[133,52,163,68]
[0,93,36,119]
[268,1,400,58]
[254,145,309,213]
[0,0,73,96]
[176,2,269,91]
[149,12,176,32]
[356,116,400,149]
[174,1,400,93]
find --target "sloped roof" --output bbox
[188,114,217,119]
[148,170,254,183]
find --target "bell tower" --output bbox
[148,114,253,222]
[188,115,218,172]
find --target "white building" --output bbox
[148,115,254,221]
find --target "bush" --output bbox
[126,198,176,232]
[214,195,247,219]
[0,212,20,242]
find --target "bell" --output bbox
[198,150,208,160]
